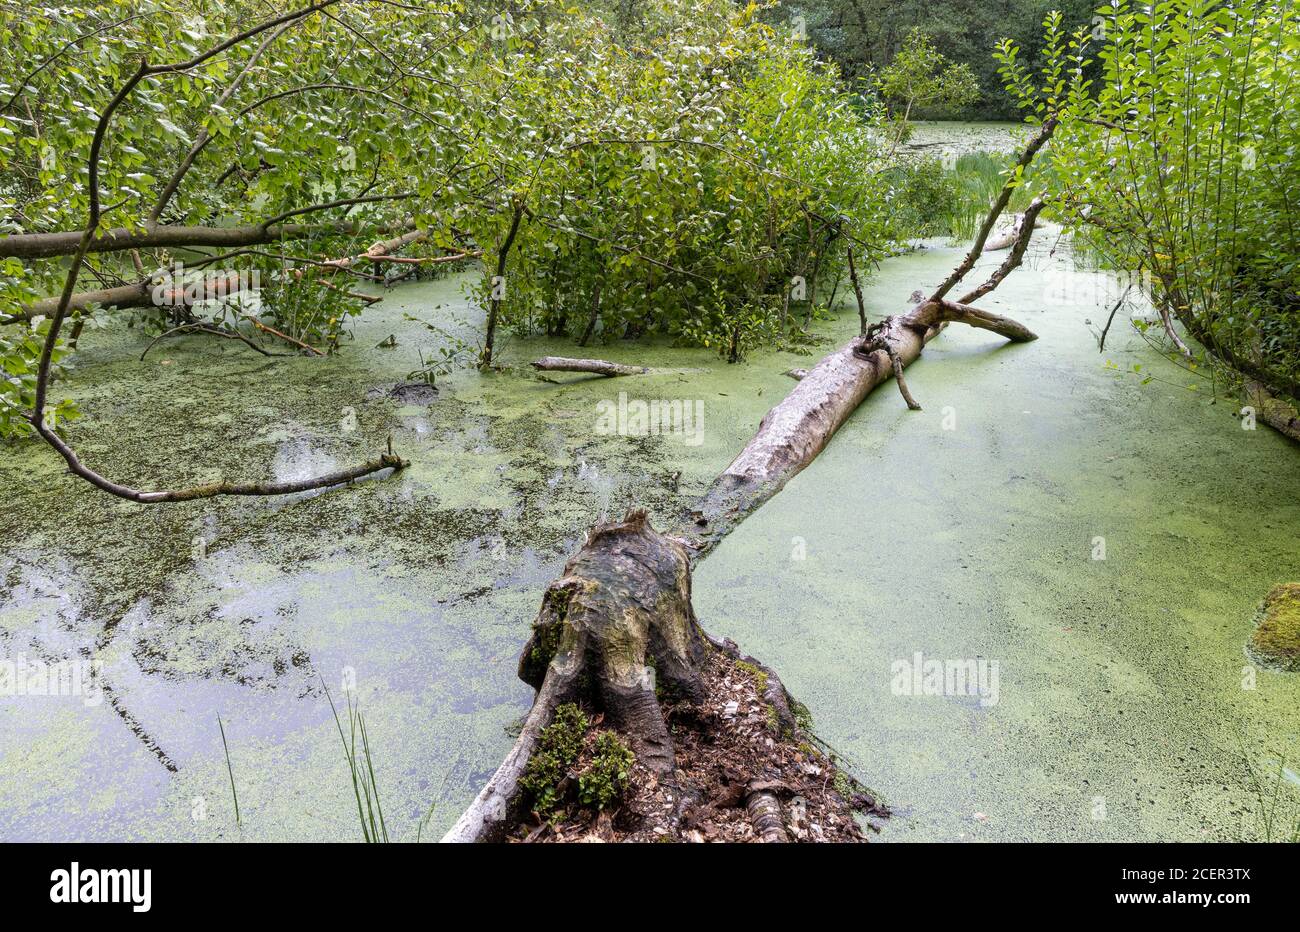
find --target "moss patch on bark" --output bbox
[1248,583,1300,673]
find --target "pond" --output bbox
[694,241,1300,841]
[2,142,1296,844]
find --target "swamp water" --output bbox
[1,236,1297,842]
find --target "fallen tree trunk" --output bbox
[445,119,1056,844]
[1246,381,1300,443]
[7,271,253,324]
[530,356,649,377]
[445,229,1043,845]
[6,225,461,324]
[983,211,1036,252]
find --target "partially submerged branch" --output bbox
[957,196,1047,304]
[531,357,649,377]
[1246,381,1300,444]
[11,270,254,323]
[36,423,407,503]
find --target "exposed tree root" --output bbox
[746,787,791,843]
[447,509,886,844]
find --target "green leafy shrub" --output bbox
[1004,1,1300,400]
[877,27,981,154]
[0,316,78,439]
[889,157,963,238]
[456,0,895,359]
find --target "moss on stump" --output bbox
[1247,583,1300,672]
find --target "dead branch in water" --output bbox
[139,322,293,360]
[1246,381,1300,443]
[530,357,649,377]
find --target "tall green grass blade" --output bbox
[217,713,241,829]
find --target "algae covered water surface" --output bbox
[2,233,1297,842]
[0,269,833,841]
[693,242,1300,841]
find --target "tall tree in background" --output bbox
[778,0,1098,118]
[877,28,980,152]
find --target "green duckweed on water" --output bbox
[2,231,1297,842]
[693,239,1300,841]
[0,267,842,841]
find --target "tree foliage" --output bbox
[455,0,894,361]
[775,0,1100,118]
[1003,1,1300,399]
[0,0,901,445]
[877,27,981,145]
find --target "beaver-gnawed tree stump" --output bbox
[459,509,882,842]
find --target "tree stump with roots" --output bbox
[518,509,708,777]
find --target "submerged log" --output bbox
[530,357,649,377]
[984,213,1025,251]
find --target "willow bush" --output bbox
[457,0,895,361]
[1003,1,1300,399]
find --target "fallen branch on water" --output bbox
[1245,381,1300,443]
[38,423,408,503]
[139,321,294,360]
[530,357,649,377]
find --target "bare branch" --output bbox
[930,118,1057,304]
[957,195,1049,304]
[531,357,649,377]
